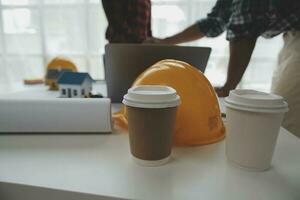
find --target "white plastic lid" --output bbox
[123,85,181,108]
[225,89,288,113]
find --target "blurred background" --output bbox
[0,0,283,93]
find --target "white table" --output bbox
[0,86,299,200]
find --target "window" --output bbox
[0,0,282,93]
[62,88,66,95]
[81,89,84,95]
[0,0,106,87]
[73,89,77,96]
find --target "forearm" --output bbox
[162,24,204,44]
[224,38,257,90]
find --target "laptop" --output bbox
[104,44,211,102]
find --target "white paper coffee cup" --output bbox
[123,85,180,109]
[123,85,180,166]
[225,89,288,171]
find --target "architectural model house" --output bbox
[57,72,94,98]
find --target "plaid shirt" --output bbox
[197,0,300,41]
[102,0,152,43]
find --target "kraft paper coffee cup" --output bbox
[123,85,180,166]
[225,89,288,171]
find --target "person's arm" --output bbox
[216,38,257,97]
[146,0,232,44]
[146,24,204,44]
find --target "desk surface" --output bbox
[0,129,300,200]
[0,86,299,200]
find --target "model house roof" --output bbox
[46,69,71,80]
[57,72,93,85]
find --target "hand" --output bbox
[214,87,230,97]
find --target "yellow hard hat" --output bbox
[113,59,225,146]
[46,57,78,72]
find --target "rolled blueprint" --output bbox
[0,98,112,133]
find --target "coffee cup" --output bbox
[225,89,288,171]
[123,85,180,166]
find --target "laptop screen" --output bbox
[104,44,211,102]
